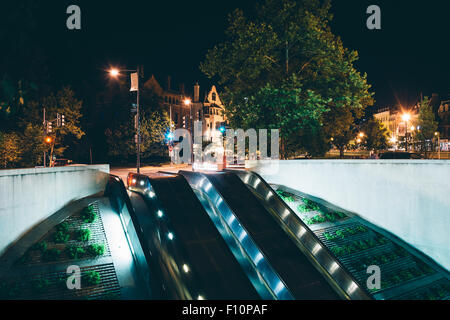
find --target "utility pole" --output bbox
[43,108,46,167]
[136,65,141,174]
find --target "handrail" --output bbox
[179,170,294,300]
[106,174,163,299]
[231,169,373,300]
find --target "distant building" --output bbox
[438,99,450,139]
[143,76,226,140]
[373,105,419,140]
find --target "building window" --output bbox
[212,92,216,101]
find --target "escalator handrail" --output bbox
[231,169,373,300]
[106,174,161,298]
[179,170,294,300]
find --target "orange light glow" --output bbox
[109,68,120,77]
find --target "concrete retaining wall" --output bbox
[247,160,450,270]
[0,165,110,255]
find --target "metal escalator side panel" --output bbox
[232,170,373,300]
[179,170,294,300]
[197,171,340,300]
[145,175,261,299]
[192,188,277,300]
[106,174,166,299]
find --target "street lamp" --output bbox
[108,66,142,173]
[109,68,120,77]
[402,113,411,151]
[435,132,441,159]
[184,98,194,165]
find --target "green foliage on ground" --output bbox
[81,205,97,223]
[53,230,70,243]
[42,248,61,261]
[56,222,70,233]
[83,271,101,286]
[86,244,105,257]
[31,241,47,252]
[330,235,388,257]
[66,245,86,260]
[0,282,20,299]
[323,225,367,240]
[30,278,49,293]
[76,228,91,242]
[16,250,32,265]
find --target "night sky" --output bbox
[4,0,450,109]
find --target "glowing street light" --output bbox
[109,68,120,77]
[402,112,412,151]
[402,113,411,122]
[183,98,194,165]
[359,132,365,138]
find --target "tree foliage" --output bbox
[200,0,374,157]
[0,132,22,168]
[416,96,438,155]
[361,118,389,152]
[104,86,169,164]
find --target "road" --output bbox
[110,163,192,181]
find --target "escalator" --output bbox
[127,173,262,299]
[180,170,345,300]
[231,170,450,300]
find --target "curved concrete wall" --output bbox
[0,165,110,255]
[246,160,450,270]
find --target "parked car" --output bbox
[379,152,423,159]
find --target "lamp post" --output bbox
[435,132,441,159]
[109,66,142,173]
[402,113,411,151]
[184,98,194,165]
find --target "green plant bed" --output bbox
[81,206,97,223]
[56,222,70,233]
[101,291,120,300]
[323,225,368,241]
[53,230,70,243]
[31,241,47,252]
[42,248,61,262]
[330,235,388,257]
[276,190,296,202]
[30,278,50,294]
[87,244,105,257]
[66,245,86,259]
[302,198,321,212]
[83,271,101,286]
[296,203,310,213]
[16,250,32,265]
[0,282,20,299]
[76,228,91,242]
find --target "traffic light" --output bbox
[182,116,186,128]
[47,121,52,133]
[219,121,227,133]
[56,113,61,127]
[61,114,65,126]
